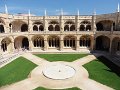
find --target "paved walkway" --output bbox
[0,53,113,90]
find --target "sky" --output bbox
[0,0,120,16]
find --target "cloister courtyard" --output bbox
[0,1,120,90]
[0,52,120,90]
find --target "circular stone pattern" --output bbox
[43,64,76,80]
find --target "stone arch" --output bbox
[80,25,85,31]
[32,35,44,48]
[96,22,103,31]
[0,19,5,24]
[11,20,28,32]
[64,25,69,31]
[47,35,60,49]
[79,35,91,48]
[64,21,75,31]
[33,22,44,31]
[48,21,60,31]
[55,25,60,31]
[39,25,44,31]
[33,25,38,31]
[0,24,5,33]
[14,36,29,50]
[64,35,76,49]
[21,24,28,32]
[96,35,110,51]
[1,37,11,52]
[96,20,113,31]
[48,25,53,31]
[80,21,91,31]
[111,37,120,54]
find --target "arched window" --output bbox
[80,25,85,31]
[33,22,44,31]
[0,25,5,33]
[96,23,103,31]
[64,21,75,31]
[33,37,44,47]
[64,36,76,47]
[70,25,75,31]
[80,21,91,31]
[39,25,44,31]
[33,25,38,31]
[86,25,91,31]
[21,24,28,32]
[48,36,60,47]
[48,21,60,31]
[1,38,11,52]
[64,25,69,31]
[55,25,60,31]
[48,25,53,31]
[80,36,91,47]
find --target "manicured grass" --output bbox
[34,87,80,90]
[0,57,37,87]
[83,56,120,90]
[35,54,88,62]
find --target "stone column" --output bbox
[93,35,96,50]
[43,16,48,32]
[60,16,64,32]
[91,35,94,51]
[92,12,96,32]
[0,38,2,55]
[75,16,79,32]
[10,41,14,52]
[60,35,64,51]
[109,37,112,53]
[44,35,48,51]
[29,39,33,51]
[76,36,79,51]
[28,20,33,32]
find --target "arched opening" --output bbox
[80,25,85,31]
[32,36,44,48]
[64,21,75,31]
[11,20,27,32]
[1,38,11,52]
[70,25,75,31]
[33,25,38,31]
[33,22,44,31]
[48,36,60,49]
[48,21,60,31]
[22,38,29,49]
[111,37,120,53]
[96,36,110,51]
[80,35,91,47]
[64,36,76,49]
[0,25,5,33]
[21,24,28,32]
[80,21,91,31]
[64,25,69,31]
[14,36,29,50]
[96,20,113,31]
[86,25,91,31]
[48,25,53,31]
[39,25,44,31]
[55,25,60,31]
[96,22,103,31]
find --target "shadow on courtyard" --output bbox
[97,56,120,76]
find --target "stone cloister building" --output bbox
[0,10,120,54]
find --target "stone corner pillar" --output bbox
[44,36,48,51]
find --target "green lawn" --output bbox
[83,56,120,90]
[34,87,80,90]
[0,57,37,87]
[35,54,88,62]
